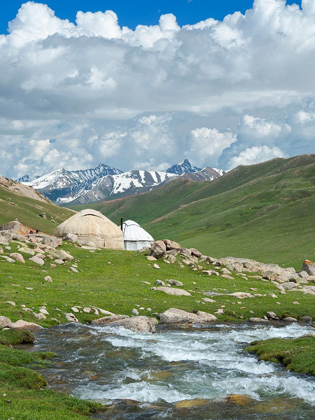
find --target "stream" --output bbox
[28,322,315,419]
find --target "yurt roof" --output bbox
[122,220,154,242]
[55,209,123,239]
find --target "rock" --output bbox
[105,316,158,333]
[221,268,232,275]
[0,316,13,328]
[202,298,216,303]
[302,260,315,276]
[190,248,202,258]
[65,313,79,322]
[39,212,46,218]
[180,248,192,258]
[293,301,300,305]
[92,315,129,325]
[215,309,224,315]
[202,270,219,276]
[9,253,25,263]
[249,317,269,323]
[44,276,53,282]
[230,292,252,299]
[153,264,160,269]
[155,280,165,286]
[299,271,309,279]
[1,256,15,263]
[63,233,78,243]
[98,308,115,316]
[267,311,280,320]
[226,395,253,406]
[34,313,46,320]
[196,311,217,322]
[55,259,64,265]
[40,308,49,315]
[222,274,234,280]
[163,239,181,250]
[12,320,44,331]
[29,256,45,266]
[83,307,91,313]
[147,256,157,261]
[71,307,80,313]
[160,308,217,324]
[149,241,166,259]
[6,301,16,306]
[301,316,313,322]
[164,254,177,264]
[175,399,209,409]
[132,308,140,316]
[283,317,297,322]
[151,287,191,296]
[281,282,297,290]
[42,235,62,248]
[166,279,183,287]
[70,267,79,273]
[19,247,35,256]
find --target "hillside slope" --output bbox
[72,155,315,266]
[0,182,73,234]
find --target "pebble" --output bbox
[132,308,139,316]
[71,307,80,313]
[293,301,300,305]
[6,301,16,306]
[153,264,160,269]
[70,267,79,273]
[44,276,53,282]
[83,307,91,313]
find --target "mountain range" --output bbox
[19,160,224,205]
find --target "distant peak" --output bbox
[166,159,202,175]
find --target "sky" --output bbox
[0,0,314,179]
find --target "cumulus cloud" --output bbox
[1,1,315,178]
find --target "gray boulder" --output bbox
[10,253,25,263]
[104,316,158,333]
[151,287,191,296]
[159,308,217,324]
[302,260,315,276]
[149,241,166,259]
[29,256,45,266]
[163,239,181,250]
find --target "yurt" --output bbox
[54,209,124,249]
[122,220,154,251]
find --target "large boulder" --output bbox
[149,241,166,259]
[302,260,315,276]
[104,316,158,333]
[41,235,62,248]
[163,240,181,250]
[159,308,217,324]
[0,316,13,328]
[11,320,44,331]
[92,315,129,325]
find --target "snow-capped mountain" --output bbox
[60,170,178,205]
[16,175,35,183]
[167,159,201,175]
[20,161,226,205]
[181,167,227,181]
[24,164,123,204]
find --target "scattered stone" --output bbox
[301,316,313,322]
[267,311,280,320]
[166,279,183,287]
[270,294,278,299]
[71,307,80,313]
[151,287,191,296]
[25,287,33,290]
[0,316,13,328]
[40,308,49,315]
[65,313,79,322]
[203,270,219,276]
[155,280,165,286]
[190,248,202,258]
[9,253,25,263]
[153,264,160,269]
[6,301,16,306]
[215,309,224,315]
[132,308,140,316]
[202,298,216,303]
[19,247,35,256]
[34,313,46,320]
[83,307,91,313]
[221,268,232,275]
[230,292,252,299]
[55,259,64,265]
[249,317,269,323]
[29,256,45,266]
[222,274,234,280]
[147,256,157,261]
[70,267,79,273]
[63,233,78,243]
[1,256,15,263]
[98,308,115,316]
[293,301,300,305]
[50,264,57,268]
[283,317,297,322]
[281,282,297,290]
[44,276,53,283]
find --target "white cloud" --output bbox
[1,1,315,178]
[228,145,286,168]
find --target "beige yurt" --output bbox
[54,209,124,249]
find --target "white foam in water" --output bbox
[49,323,315,406]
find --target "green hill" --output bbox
[72,155,315,267]
[0,183,73,234]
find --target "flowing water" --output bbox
[29,323,315,419]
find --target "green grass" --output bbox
[71,155,315,268]
[0,185,73,234]
[246,336,315,375]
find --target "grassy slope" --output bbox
[72,155,315,268]
[246,336,315,375]
[0,185,73,234]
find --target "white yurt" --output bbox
[54,209,124,250]
[122,220,154,251]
